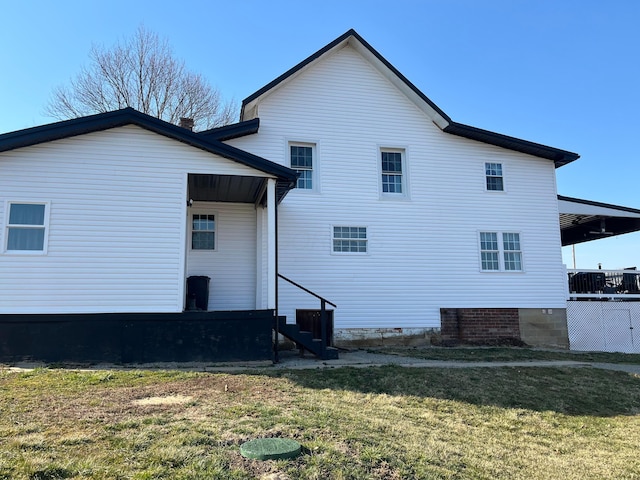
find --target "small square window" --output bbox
[333,226,367,253]
[192,214,215,250]
[485,162,504,191]
[5,203,48,252]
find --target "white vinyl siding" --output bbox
[0,125,268,314]
[228,44,567,329]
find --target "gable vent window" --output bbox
[5,203,49,253]
[485,162,504,191]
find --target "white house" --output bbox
[4,29,633,362]
[230,30,579,349]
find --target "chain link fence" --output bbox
[567,301,640,353]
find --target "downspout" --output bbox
[274,194,279,363]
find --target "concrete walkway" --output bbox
[266,349,591,371]
[216,349,640,374]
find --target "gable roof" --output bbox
[241,29,579,168]
[0,108,297,185]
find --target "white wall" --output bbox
[230,45,566,329]
[0,125,267,314]
[186,202,256,310]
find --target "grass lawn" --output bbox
[1,364,639,479]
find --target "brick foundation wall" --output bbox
[440,308,522,345]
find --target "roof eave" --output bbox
[558,195,640,216]
[198,118,260,141]
[444,122,580,167]
[0,108,298,183]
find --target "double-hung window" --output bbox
[479,232,500,271]
[333,226,367,253]
[5,202,49,253]
[381,149,404,195]
[485,162,504,191]
[502,232,522,271]
[192,214,216,250]
[479,231,522,271]
[290,143,314,190]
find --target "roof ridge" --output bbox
[240,29,579,167]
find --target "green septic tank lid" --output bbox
[240,437,302,460]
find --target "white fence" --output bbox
[567,301,640,353]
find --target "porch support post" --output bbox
[266,178,277,310]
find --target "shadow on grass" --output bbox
[374,346,640,365]
[265,365,640,417]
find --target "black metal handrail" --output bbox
[278,273,337,357]
[278,274,337,307]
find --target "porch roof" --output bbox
[189,173,287,205]
[559,195,640,246]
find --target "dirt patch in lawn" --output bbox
[131,394,193,406]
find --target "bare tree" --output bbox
[46,26,237,130]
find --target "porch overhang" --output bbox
[559,195,640,246]
[188,173,295,204]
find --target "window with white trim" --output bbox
[289,143,314,190]
[333,226,367,253]
[191,214,216,250]
[5,203,48,253]
[485,162,504,191]
[381,149,404,194]
[502,232,522,271]
[479,231,522,271]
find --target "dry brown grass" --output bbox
[0,366,639,479]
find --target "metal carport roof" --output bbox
[559,195,640,246]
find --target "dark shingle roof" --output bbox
[198,118,260,142]
[0,108,297,183]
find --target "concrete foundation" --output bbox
[518,308,569,349]
[333,327,437,348]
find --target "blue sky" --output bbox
[2,1,639,269]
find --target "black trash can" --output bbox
[186,276,210,311]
